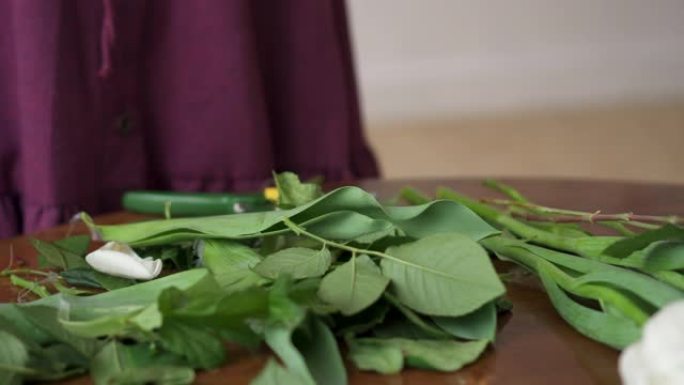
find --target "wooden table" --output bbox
[3,178,684,385]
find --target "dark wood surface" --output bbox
[2,178,684,385]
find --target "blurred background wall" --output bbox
[347,0,684,183]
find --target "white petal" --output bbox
[619,343,649,385]
[619,300,684,385]
[85,242,162,280]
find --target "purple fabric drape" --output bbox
[0,0,379,237]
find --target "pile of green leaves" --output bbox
[401,181,684,349]
[1,173,508,385]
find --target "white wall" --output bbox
[347,0,684,126]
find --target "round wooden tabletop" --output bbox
[2,178,683,385]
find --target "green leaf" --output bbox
[27,344,89,381]
[574,236,624,259]
[0,330,29,385]
[525,222,589,238]
[55,235,91,256]
[251,359,309,385]
[262,326,315,385]
[0,305,53,346]
[432,302,497,342]
[30,238,88,270]
[384,201,498,241]
[335,302,390,337]
[274,171,323,209]
[318,254,389,315]
[400,338,488,371]
[603,224,684,258]
[383,293,450,339]
[348,339,403,374]
[571,269,683,309]
[158,320,225,369]
[537,263,642,349]
[287,278,337,315]
[293,318,347,385]
[643,241,684,271]
[381,233,505,317]
[93,186,497,247]
[349,338,488,373]
[200,240,267,291]
[0,317,91,381]
[499,239,684,308]
[373,318,441,340]
[650,270,684,291]
[299,211,395,243]
[135,245,195,270]
[61,267,134,290]
[31,269,211,339]
[267,277,304,329]
[260,278,316,385]
[90,341,194,385]
[255,247,331,280]
[16,306,103,357]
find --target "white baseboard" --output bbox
[356,38,684,125]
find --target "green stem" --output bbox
[9,274,51,298]
[600,222,637,236]
[483,179,530,204]
[1,268,50,277]
[399,186,431,205]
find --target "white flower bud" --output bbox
[620,300,684,385]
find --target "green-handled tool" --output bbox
[122,188,278,217]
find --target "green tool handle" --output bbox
[122,191,271,216]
